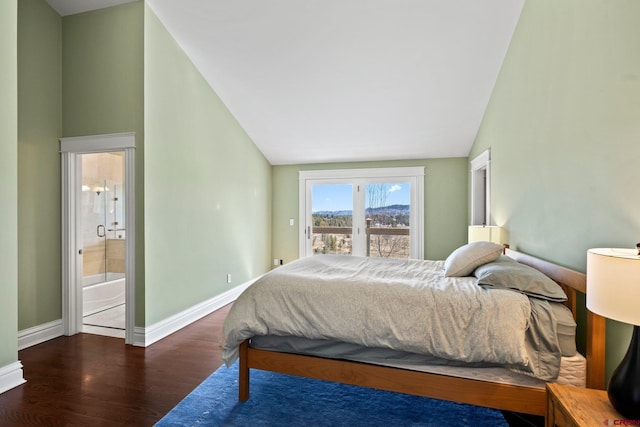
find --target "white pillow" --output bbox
[444,242,504,277]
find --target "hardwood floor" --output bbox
[0,304,231,427]
[1,303,542,427]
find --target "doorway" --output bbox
[80,152,126,338]
[60,133,136,344]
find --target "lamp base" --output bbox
[608,324,640,419]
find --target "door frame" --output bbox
[470,149,491,226]
[60,132,136,344]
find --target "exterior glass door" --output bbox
[364,183,411,259]
[300,167,424,259]
[311,183,353,255]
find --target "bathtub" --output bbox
[82,273,125,316]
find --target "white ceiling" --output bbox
[46,0,136,16]
[47,0,524,165]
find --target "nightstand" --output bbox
[546,383,625,427]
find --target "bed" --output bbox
[222,244,606,416]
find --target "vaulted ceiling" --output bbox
[46,0,524,165]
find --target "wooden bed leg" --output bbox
[239,340,250,401]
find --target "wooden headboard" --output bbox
[505,248,606,389]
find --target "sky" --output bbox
[312,183,410,212]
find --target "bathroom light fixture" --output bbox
[92,185,109,195]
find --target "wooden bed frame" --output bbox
[236,248,606,416]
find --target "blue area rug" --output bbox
[156,362,509,427]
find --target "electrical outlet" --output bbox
[289,218,295,226]
[226,274,231,283]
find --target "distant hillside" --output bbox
[313,204,409,216]
[313,210,353,216]
[366,204,410,216]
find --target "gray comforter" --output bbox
[222,255,562,380]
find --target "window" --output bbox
[299,167,424,259]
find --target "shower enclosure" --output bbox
[81,152,126,337]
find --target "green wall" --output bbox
[17,0,62,330]
[272,158,468,263]
[0,0,18,368]
[143,5,272,324]
[469,0,640,382]
[62,1,146,325]
[62,2,144,138]
[15,0,271,334]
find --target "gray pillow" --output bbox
[474,256,568,302]
[444,241,504,277]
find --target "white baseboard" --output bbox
[15,278,256,350]
[133,278,259,347]
[18,319,64,350]
[0,361,26,394]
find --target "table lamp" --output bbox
[586,247,640,419]
[468,226,503,244]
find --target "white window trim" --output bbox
[299,167,424,259]
[470,149,491,226]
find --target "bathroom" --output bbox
[81,152,126,338]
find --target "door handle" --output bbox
[307,225,311,240]
[97,224,106,238]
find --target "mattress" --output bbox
[374,352,587,388]
[250,335,587,388]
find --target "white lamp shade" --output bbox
[468,226,503,244]
[587,248,640,326]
